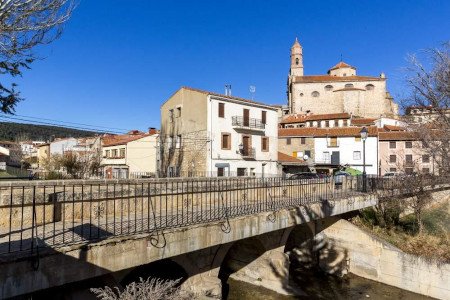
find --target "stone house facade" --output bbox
[378,131,436,175]
[160,87,279,177]
[287,39,398,118]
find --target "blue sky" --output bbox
[9,0,450,132]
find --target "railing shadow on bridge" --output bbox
[0,175,448,260]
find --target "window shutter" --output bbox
[219,103,225,118]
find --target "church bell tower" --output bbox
[290,37,303,77]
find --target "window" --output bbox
[344,120,349,127]
[119,148,125,158]
[422,155,430,163]
[345,83,354,88]
[311,91,320,97]
[176,135,182,149]
[261,137,269,152]
[218,103,225,118]
[169,109,174,122]
[390,167,397,172]
[325,121,330,127]
[300,93,304,97]
[422,168,430,174]
[329,137,338,147]
[355,137,361,142]
[390,155,396,163]
[343,73,347,77]
[333,120,337,127]
[323,152,331,162]
[112,149,118,158]
[221,133,231,150]
[217,167,224,177]
[304,150,311,158]
[168,136,173,149]
[237,168,247,177]
[261,111,267,124]
[317,121,322,128]
[405,141,412,148]
[295,57,299,65]
[389,141,396,149]
[365,84,375,91]
[353,151,361,160]
[176,107,182,117]
[105,150,110,158]
[405,167,414,175]
[325,85,333,91]
[286,138,291,145]
[405,154,413,164]
[301,137,306,145]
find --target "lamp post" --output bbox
[360,127,368,192]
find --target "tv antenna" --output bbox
[249,85,256,100]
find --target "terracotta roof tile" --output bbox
[279,126,378,137]
[329,61,355,71]
[293,75,383,83]
[278,152,306,164]
[280,113,350,124]
[379,131,418,141]
[351,118,376,125]
[102,132,154,147]
[383,125,406,131]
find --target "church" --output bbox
[287,38,398,118]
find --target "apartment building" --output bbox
[160,87,278,177]
[378,131,436,175]
[101,129,159,179]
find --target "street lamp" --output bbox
[360,127,368,192]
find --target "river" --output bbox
[226,269,430,300]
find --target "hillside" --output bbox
[0,122,101,142]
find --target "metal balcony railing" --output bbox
[240,147,256,159]
[232,116,265,130]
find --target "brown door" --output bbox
[243,109,249,127]
[243,136,250,155]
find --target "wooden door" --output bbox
[243,109,249,127]
[243,136,250,155]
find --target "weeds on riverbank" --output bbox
[352,200,450,263]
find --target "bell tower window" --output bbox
[295,58,299,65]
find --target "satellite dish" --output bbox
[303,155,309,160]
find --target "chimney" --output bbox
[148,127,158,135]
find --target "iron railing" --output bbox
[232,116,265,130]
[0,175,448,257]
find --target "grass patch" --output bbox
[353,200,450,263]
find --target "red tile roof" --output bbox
[293,75,383,83]
[102,132,155,147]
[279,126,378,137]
[383,125,406,131]
[379,131,418,141]
[280,113,351,124]
[329,61,355,71]
[351,118,377,125]
[278,152,306,164]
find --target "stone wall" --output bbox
[319,217,450,300]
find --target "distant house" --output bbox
[101,129,159,179]
[404,105,450,124]
[0,141,22,167]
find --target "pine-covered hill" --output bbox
[0,122,101,141]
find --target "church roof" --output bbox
[293,75,383,83]
[329,61,356,71]
[280,113,351,124]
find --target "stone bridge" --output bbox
[0,176,448,299]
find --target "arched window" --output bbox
[324,85,333,91]
[300,93,304,97]
[366,84,375,90]
[343,73,347,77]
[311,91,320,97]
[295,58,299,65]
[345,83,354,88]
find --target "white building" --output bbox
[313,127,378,175]
[49,138,78,155]
[161,87,279,177]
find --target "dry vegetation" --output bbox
[353,200,450,263]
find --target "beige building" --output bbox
[287,39,398,118]
[37,143,50,169]
[404,105,450,124]
[378,131,436,175]
[101,129,159,179]
[160,87,279,177]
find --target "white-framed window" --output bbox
[311,91,320,97]
[323,151,330,162]
[324,85,333,91]
[175,135,182,149]
[353,151,361,160]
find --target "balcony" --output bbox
[240,147,256,159]
[232,116,265,131]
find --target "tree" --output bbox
[403,42,450,175]
[0,0,75,113]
